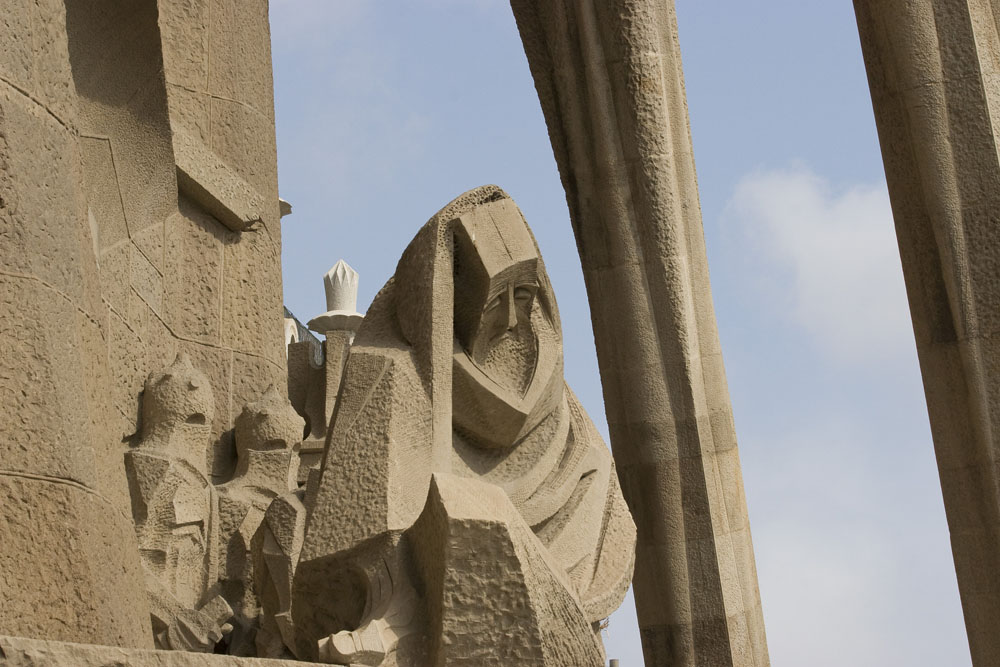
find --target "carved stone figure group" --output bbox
[125,187,636,666]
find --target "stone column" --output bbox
[511,2,768,665]
[854,2,1000,664]
[0,0,151,647]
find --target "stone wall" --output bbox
[86,0,287,481]
[0,0,287,646]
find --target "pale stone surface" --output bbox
[253,490,309,659]
[408,473,607,666]
[0,0,150,647]
[511,2,768,664]
[286,187,635,665]
[296,262,362,482]
[124,356,303,656]
[854,2,1000,664]
[287,332,352,484]
[174,127,268,232]
[1,0,288,649]
[307,260,364,335]
[0,635,326,667]
[284,318,300,352]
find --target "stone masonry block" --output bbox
[0,475,151,648]
[0,85,87,306]
[164,201,225,344]
[207,0,274,121]
[0,0,34,94]
[222,227,284,367]
[130,239,163,316]
[157,0,210,91]
[109,309,146,441]
[209,98,278,209]
[79,136,128,254]
[165,83,211,143]
[0,635,327,666]
[0,274,97,486]
[99,240,131,317]
[131,221,165,275]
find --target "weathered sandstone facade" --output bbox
[1,0,285,654]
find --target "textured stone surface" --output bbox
[854,2,1000,664]
[79,136,129,254]
[511,2,768,665]
[66,0,178,239]
[288,188,634,665]
[222,222,285,368]
[308,261,364,335]
[409,474,606,666]
[0,635,326,666]
[1,0,287,651]
[254,490,308,659]
[164,201,226,344]
[0,475,150,647]
[175,127,269,232]
[287,332,352,484]
[158,0,281,244]
[0,0,150,646]
[0,274,98,484]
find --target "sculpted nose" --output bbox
[506,284,518,331]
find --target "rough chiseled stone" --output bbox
[1,0,289,654]
[164,202,226,344]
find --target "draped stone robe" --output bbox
[289,186,635,666]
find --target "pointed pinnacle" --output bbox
[323,259,359,313]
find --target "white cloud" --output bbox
[743,418,969,667]
[725,167,912,363]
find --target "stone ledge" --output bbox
[172,127,267,233]
[0,636,329,667]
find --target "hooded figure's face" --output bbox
[453,214,544,393]
[447,195,564,449]
[470,273,537,359]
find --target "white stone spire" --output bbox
[308,259,364,335]
[323,259,359,314]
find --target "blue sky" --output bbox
[270,2,970,665]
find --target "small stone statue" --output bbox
[253,487,309,658]
[124,353,232,652]
[280,186,636,666]
[216,384,304,655]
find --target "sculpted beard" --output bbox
[476,311,538,396]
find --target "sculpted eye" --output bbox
[514,287,535,302]
[485,295,502,312]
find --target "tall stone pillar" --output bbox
[0,0,151,648]
[511,2,768,665]
[854,2,1000,664]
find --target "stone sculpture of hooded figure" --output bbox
[287,186,635,666]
